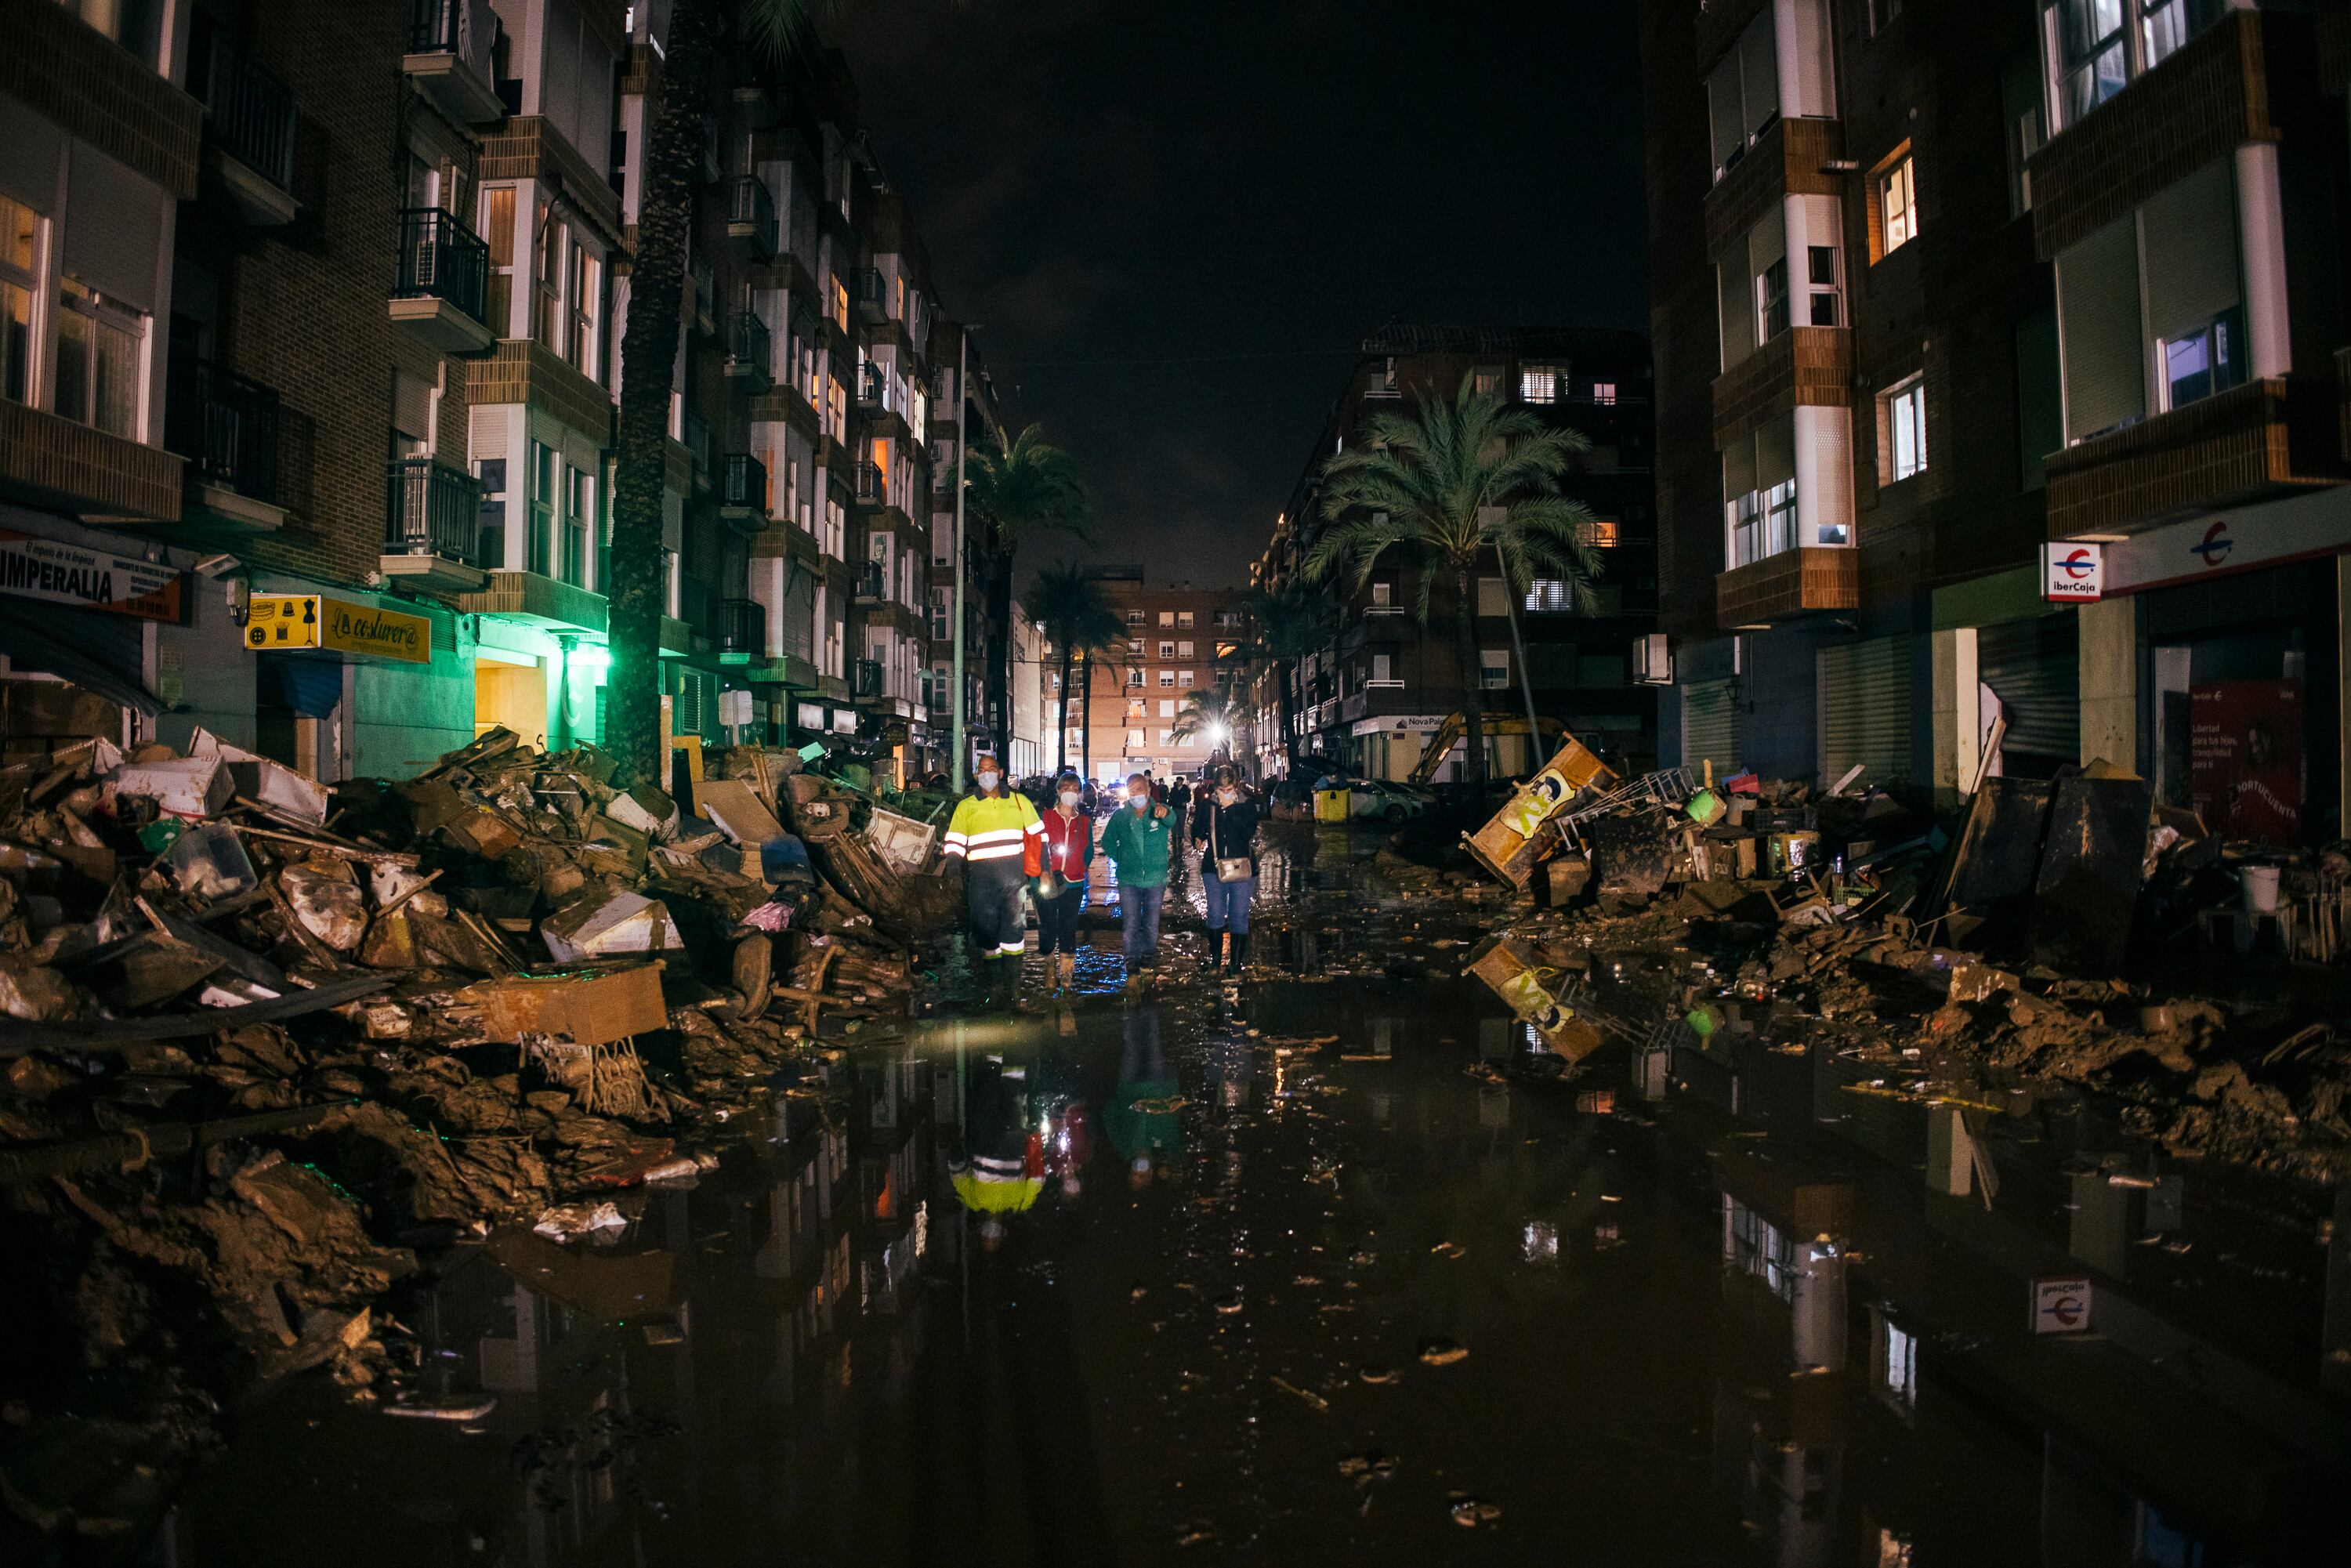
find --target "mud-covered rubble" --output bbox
[0,727,951,1550]
[1448,752,2351,1186]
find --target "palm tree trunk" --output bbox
[1054,642,1075,775]
[1499,549,1545,777]
[1277,664,1299,774]
[607,0,719,788]
[1078,647,1093,784]
[1454,564,1487,791]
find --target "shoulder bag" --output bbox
[1211,806,1252,884]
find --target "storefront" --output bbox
[0,511,184,753]
[1350,715,1446,781]
[245,587,466,780]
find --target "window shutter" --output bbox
[1976,614,2081,764]
[393,371,435,444]
[1758,415,1797,492]
[1722,431,1757,502]
[1717,256,1755,369]
[1739,13,1780,134]
[1748,201,1788,284]
[1681,679,1742,776]
[0,98,60,212]
[63,146,164,313]
[1817,637,1913,787]
[2056,215,2145,442]
[1707,56,1745,172]
[2141,158,2240,344]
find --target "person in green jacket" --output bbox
[1099,771,1173,978]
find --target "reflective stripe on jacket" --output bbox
[943,791,1043,862]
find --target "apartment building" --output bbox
[1642,0,2351,837]
[1252,328,1660,784]
[1070,566,1244,785]
[0,0,1008,785]
[1006,599,1045,779]
[923,309,1011,781]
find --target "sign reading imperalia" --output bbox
[0,528,185,621]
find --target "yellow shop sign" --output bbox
[247,595,431,664]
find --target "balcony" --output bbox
[719,597,766,658]
[2045,377,2346,541]
[1712,325,1850,449]
[192,23,297,225]
[727,176,777,259]
[854,269,889,325]
[723,311,772,388]
[719,453,768,529]
[403,0,504,125]
[165,358,283,531]
[379,457,487,593]
[854,462,890,511]
[854,657,886,701]
[1702,116,1844,259]
[1715,546,1857,628]
[0,401,182,523]
[690,253,716,338]
[684,411,711,491]
[389,207,494,353]
[855,360,888,411]
[854,559,886,603]
[697,111,722,184]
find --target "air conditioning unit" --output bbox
[1632,633,1672,686]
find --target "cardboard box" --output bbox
[542,889,688,962]
[694,780,785,846]
[114,756,234,817]
[458,962,668,1046]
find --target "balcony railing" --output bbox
[194,25,295,193]
[855,462,886,505]
[854,269,889,324]
[726,310,771,379]
[166,357,280,503]
[690,252,715,329]
[726,176,777,255]
[408,0,491,56]
[720,452,766,513]
[393,207,489,325]
[719,597,765,656]
[384,456,480,559]
[857,360,889,409]
[854,559,886,600]
[854,657,886,699]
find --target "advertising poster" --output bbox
[2187,680,2303,843]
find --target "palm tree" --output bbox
[969,425,1092,752]
[1171,687,1238,764]
[1234,581,1339,775]
[606,0,726,786]
[1020,563,1124,778]
[1305,376,1600,791]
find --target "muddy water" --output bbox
[155,827,2350,1565]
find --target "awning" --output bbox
[0,611,161,718]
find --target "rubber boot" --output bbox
[1230,931,1249,972]
[1056,952,1075,990]
[1201,930,1223,970]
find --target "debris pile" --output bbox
[0,726,955,1543]
[1456,737,2351,1185]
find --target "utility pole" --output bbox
[951,327,972,791]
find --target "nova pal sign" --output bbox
[2042,541,2103,602]
[247,595,432,664]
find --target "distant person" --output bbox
[1166,774,1192,841]
[1099,770,1174,983]
[941,751,1043,1003]
[1026,771,1094,993]
[1191,764,1260,974]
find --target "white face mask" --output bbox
[1059,790,1081,806]
[976,772,1000,791]
[1218,788,1238,806]
[1128,795,1148,812]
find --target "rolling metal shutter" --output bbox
[1681,679,1742,777]
[1977,614,2079,766]
[2142,159,2240,345]
[1817,636,1911,788]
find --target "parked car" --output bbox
[1337,777,1433,824]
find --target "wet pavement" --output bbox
[149,825,2351,1566]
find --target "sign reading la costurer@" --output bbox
[247,595,431,664]
[0,528,185,621]
[2043,541,2103,602]
[2030,1274,2094,1334]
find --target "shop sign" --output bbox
[2101,485,2351,596]
[2041,541,2103,602]
[0,528,184,621]
[1351,715,1445,737]
[247,595,431,664]
[2030,1275,2093,1334]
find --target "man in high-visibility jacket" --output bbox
[941,752,1044,998]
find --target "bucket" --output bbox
[2241,864,2281,914]
[1685,789,1725,826]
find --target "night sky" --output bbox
[828,0,1651,592]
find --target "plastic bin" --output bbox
[1313,788,1352,824]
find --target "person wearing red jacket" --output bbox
[1024,771,1094,992]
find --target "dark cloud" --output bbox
[829,0,1649,589]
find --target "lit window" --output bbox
[1176,640,1194,657]
[0,194,36,407]
[1177,610,1194,627]
[2054,0,2128,128]
[1157,669,1174,688]
[1480,650,1510,689]
[1590,382,1617,405]
[1886,378,1927,481]
[1807,245,1840,326]
[2162,307,2244,411]
[1127,608,1143,625]
[1525,580,1574,614]
[1472,366,1501,397]
[54,278,143,438]
[1178,670,1194,686]
[1878,155,1918,255]
[1588,519,1621,548]
[1756,255,1790,341]
[1158,699,1175,718]
[1519,367,1557,404]
[1158,610,1174,626]
[1158,639,1175,657]
[2144,0,2225,70]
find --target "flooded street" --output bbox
[154,827,2351,1566]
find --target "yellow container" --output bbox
[1313,788,1353,824]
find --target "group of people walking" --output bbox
[940,755,1259,999]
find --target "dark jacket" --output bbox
[1191,791,1260,875]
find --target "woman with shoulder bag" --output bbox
[1025,772,1094,991]
[1190,765,1260,973]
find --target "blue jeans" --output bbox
[1202,872,1255,935]
[1122,883,1165,965]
